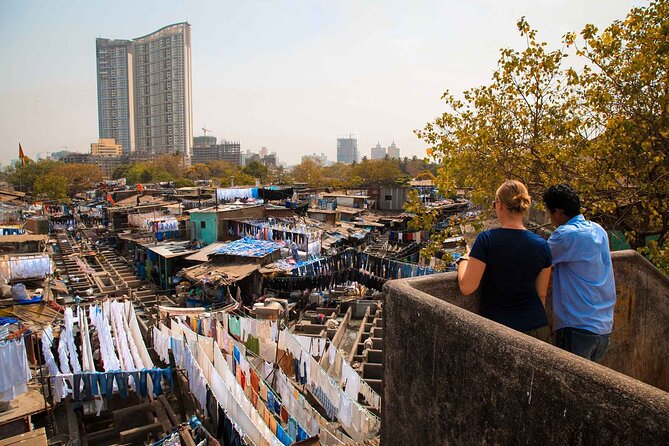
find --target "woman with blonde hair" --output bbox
[457,180,552,342]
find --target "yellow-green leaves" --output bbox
[417,1,669,274]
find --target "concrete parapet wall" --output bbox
[383,250,669,445]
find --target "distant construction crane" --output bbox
[202,126,211,136]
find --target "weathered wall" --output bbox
[189,212,218,245]
[383,250,669,445]
[599,251,669,391]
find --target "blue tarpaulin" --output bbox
[215,237,282,258]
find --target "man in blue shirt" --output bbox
[543,185,616,362]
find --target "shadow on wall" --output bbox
[383,250,669,446]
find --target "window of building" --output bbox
[385,195,392,201]
[200,221,206,229]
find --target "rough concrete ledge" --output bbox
[382,250,669,445]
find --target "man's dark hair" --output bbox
[542,184,581,217]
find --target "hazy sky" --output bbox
[0,0,644,165]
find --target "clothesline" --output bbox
[166,312,379,442]
[162,317,348,446]
[40,300,162,405]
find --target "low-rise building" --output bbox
[91,138,123,156]
[90,155,125,178]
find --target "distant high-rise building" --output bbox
[387,141,400,159]
[337,136,358,164]
[371,142,386,160]
[96,39,134,154]
[241,150,261,166]
[301,153,328,165]
[260,146,269,158]
[96,22,193,162]
[262,153,277,168]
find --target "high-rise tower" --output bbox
[337,136,358,164]
[96,39,134,154]
[387,141,400,159]
[96,23,192,161]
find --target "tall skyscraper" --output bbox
[371,142,386,160]
[96,23,193,161]
[96,39,134,154]
[337,136,358,164]
[387,141,400,159]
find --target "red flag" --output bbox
[106,193,116,206]
[137,183,144,192]
[18,143,26,166]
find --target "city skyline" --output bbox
[0,0,644,165]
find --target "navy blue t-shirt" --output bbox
[469,228,552,332]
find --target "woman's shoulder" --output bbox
[522,230,549,243]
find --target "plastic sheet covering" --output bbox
[215,237,282,258]
[0,254,52,281]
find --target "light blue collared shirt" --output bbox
[548,215,616,334]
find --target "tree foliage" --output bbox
[34,174,68,200]
[51,163,103,196]
[3,159,101,197]
[404,189,438,231]
[4,159,60,192]
[242,161,269,182]
[292,158,325,186]
[417,2,669,272]
[290,157,436,188]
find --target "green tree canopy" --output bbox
[292,158,325,186]
[51,163,103,196]
[34,174,68,201]
[4,159,59,192]
[351,158,403,187]
[242,161,269,182]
